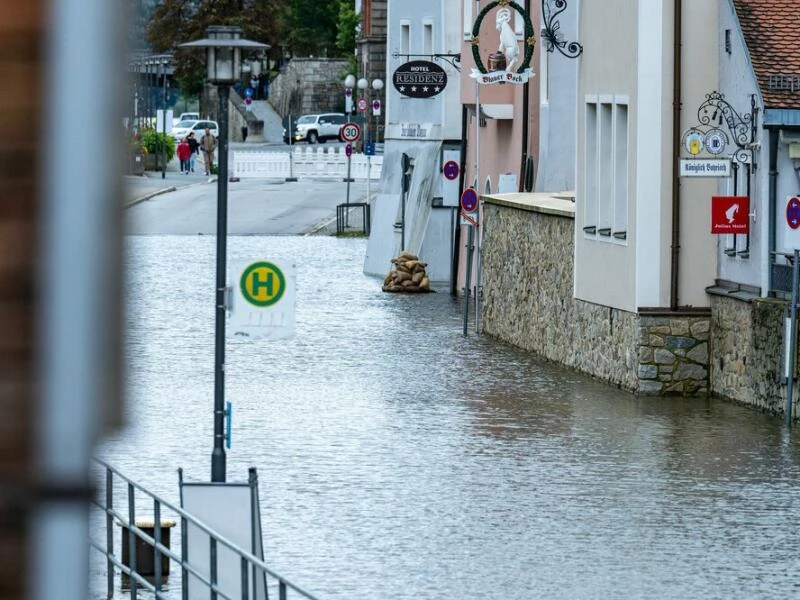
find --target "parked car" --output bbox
[283,113,347,144]
[172,112,200,127]
[171,119,219,141]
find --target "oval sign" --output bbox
[392,61,447,99]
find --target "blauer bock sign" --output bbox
[392,61,447,98]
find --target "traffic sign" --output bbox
[240,261,285,307]
[345,143,352,157]
[460,187,478,213]
[229,260,297,340]
[357,97,368,111]
[340,122,361,142]
[443,160,459,181]
[372,99,381,116]
[787,197,800,230]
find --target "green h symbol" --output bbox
[252,270,273,297]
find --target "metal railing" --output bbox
[90,459,320,600]
[232,148,383,181]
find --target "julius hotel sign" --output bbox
[392,61,447,98]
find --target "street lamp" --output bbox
[344,73,356,119]
[179,26,269,483]
[371,78,384,146]
[160,57,169,180]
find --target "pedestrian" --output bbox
[186,132,199,173]
[250,74,259,99]
[199,127,217,176]
[176,136,191,174]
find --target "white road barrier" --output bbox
[232,147,382,180]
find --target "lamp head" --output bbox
[357,78,368,90]
[372,78,384,91]
[344,74,356,88]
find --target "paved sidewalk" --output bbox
[124,163,214,208]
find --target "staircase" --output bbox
[248,99,285,144]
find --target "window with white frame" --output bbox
[423,20,433,54]
[584,96,629,241]
[401,20,411,55]
[463,0,473,39]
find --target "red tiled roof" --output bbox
[732,0,800,109]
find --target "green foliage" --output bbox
[278,0,340,57]
[336,0,359,58]
[147,0,282,98]
[140,130,176,162]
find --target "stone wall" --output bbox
[481,201,639,391]
[481,199,711,396]
[637,315,710,395]
[710,293,786,413]
[268,58,351,118]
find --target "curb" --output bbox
[124,186,177,209]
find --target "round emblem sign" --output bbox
[357,98,368,111]
[340,122,361,142]
[443,160,459,181]
[240,261,286,307]
[460,187,478,213]
[787,197,800,230]
[705,129,728,155]
[392,60,447,98]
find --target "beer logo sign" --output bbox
[392,61,447,98]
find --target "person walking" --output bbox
[176,136,191,174]
[186,132,199,173]
[199,127,217,176]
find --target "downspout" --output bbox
[519,0,531,191]
[768,127,779,293]
[452,104,469,296]
[670,0,683,309]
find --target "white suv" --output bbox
[284,113,347,144]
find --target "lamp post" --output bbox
[180,26,269,483]
[371,78,384,147]
[161,57,168,179]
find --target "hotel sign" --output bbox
[392,61,447,98]
[679,159,731,177]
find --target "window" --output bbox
[401,21,411,55]
[584,96,629,242]
[423,21,433,54]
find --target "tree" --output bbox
[278,0,340,57]
[336,0,359,75]
[147,0,283,98]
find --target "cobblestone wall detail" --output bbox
[636,316,710,395]
[710,295,785,413]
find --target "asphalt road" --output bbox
[124,144,371,236]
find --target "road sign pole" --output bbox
[345,155,352,227]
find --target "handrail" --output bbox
[91,458,321,600]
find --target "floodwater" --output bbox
[94,234,800,599]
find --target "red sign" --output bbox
[460,187,478,213]
[711,196,749,234]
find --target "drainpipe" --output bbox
[519,0,531,191]
[768,127,779,293]
[670,0,683,310]
[452,104,468,296]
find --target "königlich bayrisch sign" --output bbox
[470,0,535,85]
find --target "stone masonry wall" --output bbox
[269,58,351,118]
[481,202,639,391]
[482,201,712,396]
[710,294,786,413]
[637,316,710,395]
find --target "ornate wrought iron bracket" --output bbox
[541,0,583,59]
[392,52,462,71]
[695,91,758,166]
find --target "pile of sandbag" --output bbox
[382,251,433,293]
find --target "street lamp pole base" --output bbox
[211,448,226,482]
[285,177,298,182]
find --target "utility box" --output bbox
[120,518,176,578]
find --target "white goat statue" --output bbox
[496,7,519,72]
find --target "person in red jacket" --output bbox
[176,137,192,174]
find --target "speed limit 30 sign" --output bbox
[340,122,361,142]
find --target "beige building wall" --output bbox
[678,0,719,308]
[575,0,639,312]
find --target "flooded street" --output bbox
[96,233,800,599]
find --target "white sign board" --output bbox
[229,260,296,340]
[181,479,267,600]
[156,109,173,133]
[679,159,731,177]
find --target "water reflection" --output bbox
[96,235,800,599]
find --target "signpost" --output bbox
[341,123,361,226]
[357,97,368,112]
[229,260,296,340]
[443,160,459,181]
